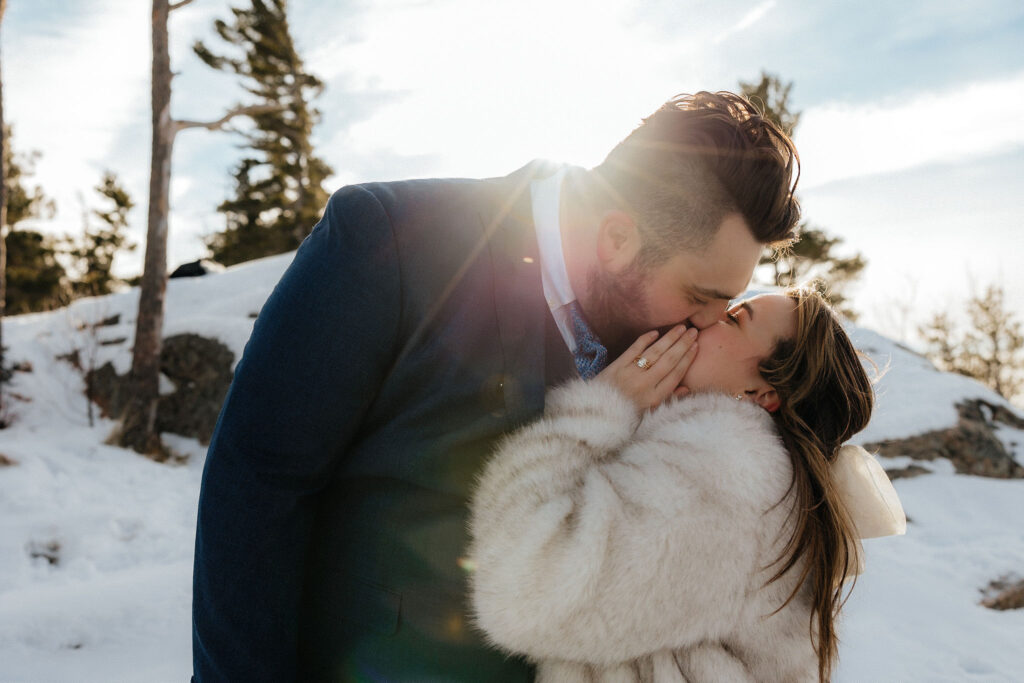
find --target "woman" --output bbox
[467,286,904,682]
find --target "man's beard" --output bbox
[581,260,652,359]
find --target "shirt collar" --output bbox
[530,166,578,312]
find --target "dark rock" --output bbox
[75,314,121,331]
[56,349,83,372]
[865,398,1024,479]
[86,333,235,445]
[169,259,225,279]
[0,453,17,466]
[155,334,235,444]
[11,360,33,373]
[884,464,932,480]
[27,539,61,565]
[89,361,126,419]
[99,337,128,346]
[981,576,1024,610]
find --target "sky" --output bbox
[3,0,1024,342]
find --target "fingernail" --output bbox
[685,327,698,338]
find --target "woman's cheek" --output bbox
[680,355,711,392]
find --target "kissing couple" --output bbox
[192,91,905,682]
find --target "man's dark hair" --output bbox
[591,91,801,268]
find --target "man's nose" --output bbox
[688,304,727,330]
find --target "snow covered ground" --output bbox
[0,253,1022,682]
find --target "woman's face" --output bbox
[680,294,798,412]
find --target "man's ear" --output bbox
[595,210,640,273]
[755,388,781,413]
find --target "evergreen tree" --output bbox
[195,0,333,266]
[920,285,1024,403]
[2,127,65,314]
[3,127,54,228]
[4,230,69,314]
[740,72,866,319]
[739,72,800,136]
[1,0,8,400]
[760,225,867,318]
[67,171,137,298]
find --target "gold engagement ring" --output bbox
[633,356,653,370]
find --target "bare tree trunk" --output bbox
[118,0,269,455]
[119,0,173,456]
[0,0,9,419]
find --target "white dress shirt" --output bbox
[530,166,582,352]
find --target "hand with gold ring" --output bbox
[596,324,699,411]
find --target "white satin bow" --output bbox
[833,444,907,540]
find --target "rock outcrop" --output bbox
[155,334,234,444]
[87,333,234,445]
[867,399,1024,479]
[981,576,1024,610]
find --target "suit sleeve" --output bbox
[467,381,778,666]
[192,185,402,682]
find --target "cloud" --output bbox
[7,0,1024,291]
[714,0,777,44]
[3,0,263,273]
[315,0,696,179]
[796,70,1024,188]
[4,0,151,240]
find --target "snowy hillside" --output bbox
[0,253,1022,682]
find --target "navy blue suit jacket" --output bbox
[192,161,577,681]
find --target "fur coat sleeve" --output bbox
[467,378,799,667]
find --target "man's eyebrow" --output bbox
[693,285,741,301]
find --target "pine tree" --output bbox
[760,225,867,318]
[2,128,54,230]
[4,230,69,314]
[1,0,8,402]
[2,127,65,314]
[739,72,800,136]
[67,171,136,298]
[920,285,1024,403]
[195,0,332,266]
[740,72,867,319]
[919,311,959,370]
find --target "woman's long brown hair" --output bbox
[758,285,875,682]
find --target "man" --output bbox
[192,91,800,681]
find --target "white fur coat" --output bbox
[467,379,819,682]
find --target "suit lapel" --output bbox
[544,309,578,387]
[483,161,577,426]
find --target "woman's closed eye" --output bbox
[726,310,740,325]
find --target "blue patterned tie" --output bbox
[566,301,608,380]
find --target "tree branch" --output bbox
[173,104,282,134]
[169,0,196,11]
